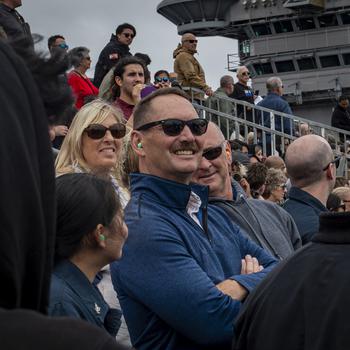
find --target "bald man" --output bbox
[173,32,213,98]
[283,135,336,244]
[193,122,301,260]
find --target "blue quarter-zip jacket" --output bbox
[111,173,277,350]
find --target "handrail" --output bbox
[182,87,349,178]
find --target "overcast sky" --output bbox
[20,0,238,88]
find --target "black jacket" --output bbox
[0,40,55,313]
[229,82,254,121]
[93,34,131,87]
[233,212,350,350]
[0,3,31,41]
[331,104,350,131]
[0,308,126,350]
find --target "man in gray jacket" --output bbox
[192,122,301,259]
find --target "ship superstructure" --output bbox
[157,0,350,124]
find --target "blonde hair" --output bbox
[55,99,129,182]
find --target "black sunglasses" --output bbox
[84,123,126,140]
[203,145,224,161]
[241,72,250,76]
[186,39,198,43]
[136,118,208,136]
[323,155,341,171]
[122,32,134,38]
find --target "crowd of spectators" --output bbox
[1,1,350,349]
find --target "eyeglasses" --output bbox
[155,76,170,83]
[58,43,69,50]
[322,155,341,171]
[203,143,225,161]
[136,118,208,136]
[241,72,250,76]
[85,56,91,61]
[122,32,135,39]
[84,123,126,139]
[185,40,198,44]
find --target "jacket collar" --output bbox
[130,173,209,209]
[287,187,327,212]
[266,92,281,98]
[0,3,13,12]
[53,260,109,319]
[109,34,130,50]
[231,180,247,202]
[312,212,350,243]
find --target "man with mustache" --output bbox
[111,88,277,350]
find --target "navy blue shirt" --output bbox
[111,174,277,350]
[283,187,328,245]
[49,259,121,336]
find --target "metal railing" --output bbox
[184,87,350,178]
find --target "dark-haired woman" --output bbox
[49,173,128,336]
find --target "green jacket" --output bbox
[206,87,234,115]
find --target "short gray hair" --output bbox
[220,75,234,88]
[266,77,283,92]
[68,46,89,69]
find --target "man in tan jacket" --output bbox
[173,33,213,98]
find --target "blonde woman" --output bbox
[55,99,129,206]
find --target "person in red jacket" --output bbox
[68,46,98,109]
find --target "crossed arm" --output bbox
[216,255,263,301]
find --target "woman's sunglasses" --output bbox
[136,118,208,136]
[155,76,170,83]
[84,123,126,140]
[203,144,224,160]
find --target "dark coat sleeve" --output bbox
[331,108,350,131]
[0,41,55,313]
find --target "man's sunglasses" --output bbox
[136,118,208,136]
[203,143,225,161]
[185,39,198,43]
[84,123,126,139]
[323,155,341,171]
[122,33,135,38]
[241,72,250,76]
[155,76,169,83]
